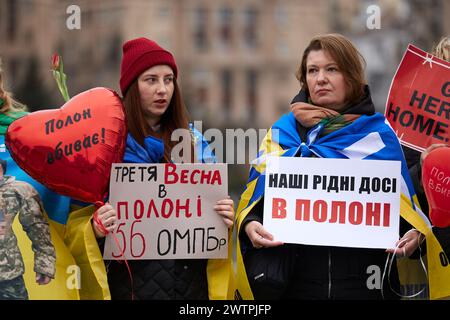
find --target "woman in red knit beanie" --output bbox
[119,37,183,161]
[97,37,234,300]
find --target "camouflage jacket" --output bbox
[0,176,56,281]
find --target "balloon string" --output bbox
[94,201,135,300]
[381,229,427,299]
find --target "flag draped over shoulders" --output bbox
[235,112,449,300]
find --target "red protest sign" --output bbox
[263,157,401,249]
[385,44,450,152]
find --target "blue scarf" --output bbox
[123,133,164,163]
[123,125,216,164]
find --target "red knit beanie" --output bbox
[119,37,178,96]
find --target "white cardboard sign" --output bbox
[263,157,401,249]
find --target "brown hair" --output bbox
[123,78,194,162]
[0,59,27,114]
[296,33,366,107]
[432,36,450,62]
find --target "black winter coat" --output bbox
[106,259,208,300]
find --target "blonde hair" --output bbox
[432,36,450,62]
[0,58,27,114]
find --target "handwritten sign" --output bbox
[103,163,228,260]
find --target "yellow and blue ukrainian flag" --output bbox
[235,112,450,300]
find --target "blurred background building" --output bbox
[1,0,448,127]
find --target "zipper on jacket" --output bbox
[328,248,332,299]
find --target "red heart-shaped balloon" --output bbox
[422,147,450,228]
[5,87,127,203]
